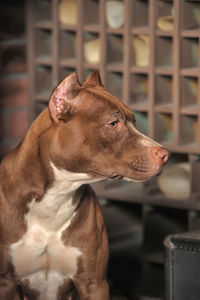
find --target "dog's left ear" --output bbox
[49,73,81,124]
[83,70,103,87]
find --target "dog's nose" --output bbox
[153,147,169,164]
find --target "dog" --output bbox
[0,71,169,300]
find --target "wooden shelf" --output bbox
[92,183,200,212]
[180,105,199,116]
[60,58,76,68]
[35,56,52,66]
[35,20,53,30]
[60,24,77,32]
[180,68,199,77]
[131,26,149,35]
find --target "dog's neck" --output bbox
[26,162,101,232]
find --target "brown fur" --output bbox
[0,71,169,299]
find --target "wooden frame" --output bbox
[26,1,200,299]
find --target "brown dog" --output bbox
[0,71,169,300]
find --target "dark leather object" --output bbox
[164,231,200,300]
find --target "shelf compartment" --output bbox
[181,0,200,30]
[106,34,123,65]
[155,113,173,143]
[33,0,52,22]
[35,20,53,30]
[180,76,198,113]
[130,74,149,109]
[102,201,143,254]
[132,34,150,67]
[180,115,198,147]
[35,29,52,63]
[34,66,52,102]
[83,32,100,66]
[156,0,173,32]
[105,0,125,30]
[59,31,77,63]
[143,206,188,266]
[132,0,149,28]
[35,101,48,117]
[155,75,173,109]
[134,112,148,136]
[189,211,200,230]
[156,37,173,67]
[83,0,99,26]
[106,71,123,100]
[141,263,164,299]
[181,38,199,69]
[59,66,76,82]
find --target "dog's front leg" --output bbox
[0,271,23,300]
[73,276,109,300]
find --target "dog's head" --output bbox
[47,71,169,182]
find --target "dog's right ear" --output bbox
[49,73,81,124]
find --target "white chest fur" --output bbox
[10,163,99,299]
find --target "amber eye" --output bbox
[109,120,119,127]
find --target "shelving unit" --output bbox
[27,0,200,299]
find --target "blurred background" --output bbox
[0,1,200,299]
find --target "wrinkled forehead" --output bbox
[79,87,135,122]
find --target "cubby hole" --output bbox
[59,67,76,82]
[33,0,52,23]
[180,115,198,146]
[105,0,125,30]
[83,0,99,26]
[180,76,198,110]
[106,72,123,99]
[156,37,173,67]
[140,262,164,299]
[35,29,52,63]
[181,0,200,30]
[181,38,199,69]
[155,75,173,110]
[189,211,200,231]
[134,111,148,136]
[106,34,123,67]
[156,0,173,31]
[83,68,94,80]
[132,34,149,67]
[130,74,149,109]
[58,0,78,27]
[34,66,52,100]
[102,201,143,299]
[155,113,173,144]
[190,156,200,200]
[102,201,143,255]
[132,0,149,29]
[143,206,188,264]
[83,32,100,66]
[59,31,77,65]
[35,101,48,117]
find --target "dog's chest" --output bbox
[9,164,95,299]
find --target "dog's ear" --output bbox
[49,73,81,124]
[83,70,103,88]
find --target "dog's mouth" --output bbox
[108,174,124,180]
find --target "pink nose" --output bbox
[153,147,169,164]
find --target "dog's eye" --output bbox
[109,120,119,127]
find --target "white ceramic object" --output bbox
[59,0,77,25]
[133,35,149,67]
[158,162,191,200]
[106,1,124,29]
[84,39,101,65]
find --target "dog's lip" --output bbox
[108,174,124,180]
